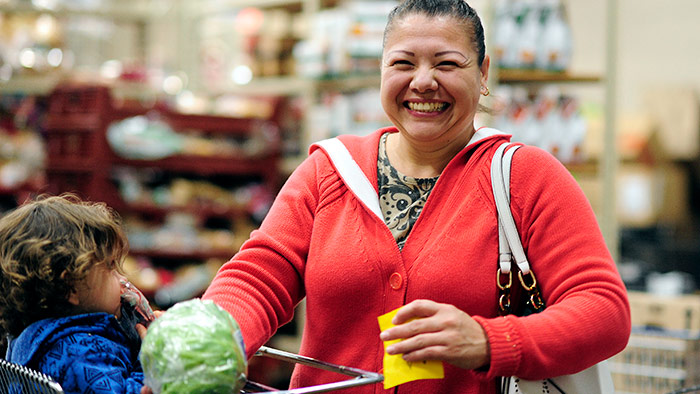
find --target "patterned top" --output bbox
[377,133,439,249]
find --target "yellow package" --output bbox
[377,308,445,389]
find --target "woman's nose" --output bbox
[410,66,438,92]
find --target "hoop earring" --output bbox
[482,86,490,97]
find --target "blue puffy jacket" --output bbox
[6,313,144,394]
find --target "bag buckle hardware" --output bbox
[497,268,512,290]
[497,269,513,315]
[518,270,538,291]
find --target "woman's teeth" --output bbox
[407,102,447,112]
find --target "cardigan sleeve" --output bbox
[202,151,326,356]
[473,145,630,381]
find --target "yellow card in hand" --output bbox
[377,307,444,389]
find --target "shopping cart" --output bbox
[0,358,64,394]
[0,346,383,394]
[242,346,383,393]
[668,387,700,394]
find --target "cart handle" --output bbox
[242,346,384,394]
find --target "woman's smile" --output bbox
[405,101,450,114]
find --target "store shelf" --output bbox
[497,69,603,84]
[0,75,164,101]
[0,75,62,96]
[205,73,381,97]
[314,73,381,92]
[566,160,600,175]
[0,1,170,21]
[129,249,237,261]
[125,202,248,219]
[489,0,619,258]
[192,0,341,16]
[112,155,280,177]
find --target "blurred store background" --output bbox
[1,0,699,392]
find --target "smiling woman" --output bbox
[200,1,631,393]
[380,9,489,177]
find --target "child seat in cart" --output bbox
[0,358,65,394]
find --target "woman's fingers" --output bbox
[391,299,439,324]
[379,299,490,370]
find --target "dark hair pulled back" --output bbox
[383,0,486,67]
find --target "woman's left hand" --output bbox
[379,299,490,370]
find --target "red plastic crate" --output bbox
[48,85,111,115]
[45,130,100,167]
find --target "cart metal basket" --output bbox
[668,386,700,394]
[242,346,383,393]
[1,346,383,394]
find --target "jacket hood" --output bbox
[308,126,512,182]
[310,126,511,158]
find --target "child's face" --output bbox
[70,265,125,317]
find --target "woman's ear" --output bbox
[480,54,490,86]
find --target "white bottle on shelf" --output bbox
[491,0,519,69]
[536,0,573,72]
[513,0,541,69]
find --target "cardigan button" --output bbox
[389,272,403,290]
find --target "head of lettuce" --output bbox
[140,299,247,394]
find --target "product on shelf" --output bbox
[293,1,397,78]
[492,0,572,72]
[107,115,184,160]
[153,260,222,307]
[491,85,588,165]
[0,129,46,189]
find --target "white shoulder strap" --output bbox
[491,142,530,275]
[315,138,383,221]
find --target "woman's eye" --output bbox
[392,60,413,66]
[438,61,459,67]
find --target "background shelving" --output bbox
[2,2,700,389]
[486,0,619,258]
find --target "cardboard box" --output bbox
[628,291,700,333]
[644,87,700,161]
[616,163,690,228]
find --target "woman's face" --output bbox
[70,265,125,318]
[381,13,489,147]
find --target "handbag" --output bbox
[490,142,615,394]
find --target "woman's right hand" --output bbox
[378,299,490,370]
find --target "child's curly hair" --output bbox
[0,194,129,339]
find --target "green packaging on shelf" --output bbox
[107,115,184,160]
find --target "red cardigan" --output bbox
[202,127,630,394]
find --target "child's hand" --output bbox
[140,385,153,394]
[136,310,164,339]
[136,324,148,340]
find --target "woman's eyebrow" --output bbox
[435,50,468,60]
[386,50,415,57]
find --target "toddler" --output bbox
[0,194,154,394]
